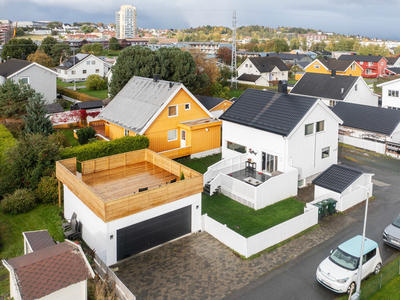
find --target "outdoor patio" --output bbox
[228,168,271,185]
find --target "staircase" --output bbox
[203,181,220,196]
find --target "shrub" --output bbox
[86,75,107,91]
[0,125,15,163]
[1,188,36,214]
[60,135,150,163]
[76,126,97,145]
[57,86,100,102]
[3,120,25,139]
[49,131,71,148]
[35,175,59,204]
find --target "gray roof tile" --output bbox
[195,95,226,110]
[237,74,262,82]
[248,56,290,73]
[338,54,386,63]
[0,59,32,77]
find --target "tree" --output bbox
[15,28,25,37]
[86,75,107,90]
[108,37,121,51]
[1,38,38,60]
[148,38,159,44]
[301,38,307,51]
[290,38,300,50]
[50,43,70,65]
[394,46,400,56]
[190,50,220,86]
[273,38,289,53]
[210,82,230,99]
[216,47,232,65]
[81,25,94,34]
[23,93,54,135]
[0,79,37,119]
[27,50,54,68]
[219,65,232,82]
[82,43,103,55]
[39,36,58,56]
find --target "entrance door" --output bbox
[262,151,266,171]
[262,152,278,173]
[181,130,186,147]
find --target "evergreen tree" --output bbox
[1,38,38,60]
[108,37,121,50]
[23,93,54,135]
[39,36,58,56]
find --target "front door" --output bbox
[181,130,186,147]
[262,152,278,173]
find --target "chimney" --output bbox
[341,88,344,94]
[331,69,336,77]
[324,56,327,61]
[21,53,26,60]
[169,82,174,89]
[153,74,160,82]
[278,80,287,94]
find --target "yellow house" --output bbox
[98,76,222,159]
[195,94,233,118]
[305,58,363,77]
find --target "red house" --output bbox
[338,54,387,78]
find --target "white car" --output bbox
[316,235,382,294]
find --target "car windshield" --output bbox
[392,216,400,228]
[329,248,359,271]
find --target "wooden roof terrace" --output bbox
[56,149,203,223]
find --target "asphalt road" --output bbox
[224,147,400,300]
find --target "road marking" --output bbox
[372,179,391,187]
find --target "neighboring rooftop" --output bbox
[338,54,387,63]
[317,58,355,72]
[46,103,64,114]
[385,68,400,75]
[248,56,290,72]
[331,102,400,136]
[237,74,262,83]
[312,164,363,193]
[23,230,55,252]
[195,94,227,110]
[5,241,93,300]
[290,73,358,100]
[58,53,89,69]
[0,59,32,77]
[220,89,318,136]
[385,57,400,65]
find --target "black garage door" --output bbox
[117,206,191,261]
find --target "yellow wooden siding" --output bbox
[108,122,136,140]
[305,61,327,74]
[145,130,180,152]
[295,73,304,81]
[191,125,221,154]
[210,101,232,112]
[343,64,362,77]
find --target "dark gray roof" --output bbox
[71,100,104,110]
[312,164,363,193]
[338,54,386,63]
[195,95,226,110]
[297,62,309,69]
[98,77,182,133]
[318,58,354,72]
[0,59,32,77]
[237,74,261,82]
[276,53,309,61]
[220,89,318,136]
[248,56,290,73]
[58,54,89,69]
[46,103,64,114]
[23,230,55,252]
[331,102,400,136]
[385,57,400,65]
[386,67,400,74]
[314,50,332,56]
[290,73,357,100]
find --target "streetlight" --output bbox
[351,184,372,300]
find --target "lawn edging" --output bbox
[202,202,318,258]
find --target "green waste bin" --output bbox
[326,198,337,215]
[313,203,324,220]
[319,200,330,217]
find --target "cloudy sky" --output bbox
[1,0,399,40]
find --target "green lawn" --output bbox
[175,153,221,174]
[0,204,65,295]
[78,88,108,100]
[101,50,121,57]
[59,129,80,147]
[57,79,86,88]
[288,80,297,84]
[202,194,305,238]
[229,89,246,99]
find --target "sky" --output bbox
[1,0,399,40]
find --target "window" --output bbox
[355,84,358,91]
[368,62,373,66]
[314,64,320,69]
[266,154,278,173]
[227,141,246,154]
[381,61,383,66]
[389,90,399,97]
[83,70,87,74]
[168,129,177,141]
[86,61,90,65]
[245,64,248,67]
[71,70,76,75]
[322,147,330,159]
[185,103,190,110]
[366,69,372,75]
[92,61,95,65]
[351,64,356,71]
[124,129,129,136]
[305,123,314,135]
[363,249,376,264]
[359,61,363,65]
[168,105,177,117]
[316,120,325,132]
[20,77,29,84]
[95,69,99,73]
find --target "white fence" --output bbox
[203,154,247,185]
[340,183,373,212]
[203,203,318,258]
[93,252,136,300]
[339,135,386,155]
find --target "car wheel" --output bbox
[347,282,356,294]
[374,263,382,274]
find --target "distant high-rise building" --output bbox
[0,20,12,45]
[115,5,137,39]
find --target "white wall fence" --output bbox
[211,167,298,210]
[203,154,247,185]
[93,252,136,300]
[202,203,318,258]
[339,135,386,155]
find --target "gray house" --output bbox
[0,59,58,104]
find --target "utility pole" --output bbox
[231,10,237,89]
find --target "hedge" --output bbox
[0,124,15,163]
[57,86,100,102]
[60,135,150,163]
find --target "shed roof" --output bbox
[312,164,363,193]
[23,230,55,252]
[195,94,227,110]
[385,68,400,75]
[331,102,400,136]
[237,74,262,82]
[220,89,318,136]
[46,103,64,114]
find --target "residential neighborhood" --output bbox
[1,3,400,300]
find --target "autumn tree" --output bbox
[190,50,220,85]
[1,38,38,60]
[216,47,232,65]
[289,38,300,50]
[39,36,58,56]
[27,50,54,68]
[273,38,289,53]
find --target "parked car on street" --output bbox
[316,235,382,294]
[383,214,400,249]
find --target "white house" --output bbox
[2,231,94,300]
[56,149,203,266]
[377,77,400,110]
[0,59,57,104]
[237,56,289,87]
[290,72,378,107]
[56,53,112,82]
[385,56,400,68]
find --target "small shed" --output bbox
[312,164,374,212]
[71,100,105,111]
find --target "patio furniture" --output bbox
[64,218,82,240]
[243,177,262,186]
[245,161,256,171]
[138,187,148,192]
[62,212,77,231]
